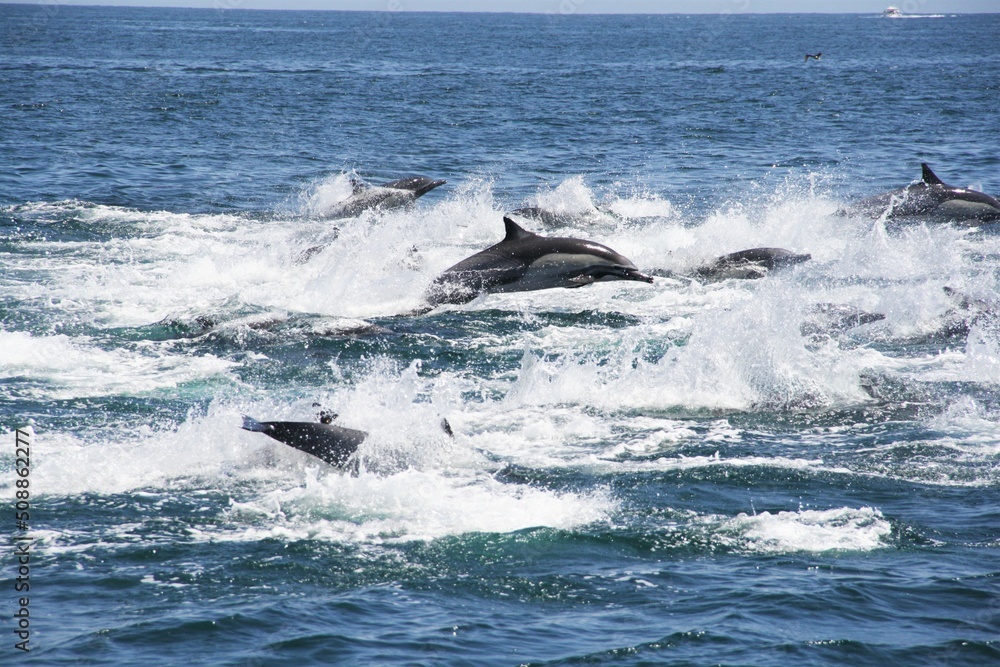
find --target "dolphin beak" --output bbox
[592,266,655,284]
[625,268,655,284]
[413,179,447,198]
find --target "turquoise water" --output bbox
[1,5,999,665]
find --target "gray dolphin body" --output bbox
[242,415,366,468]
[696,247,812,281]
[511,205,620,228]
[322,175,446,219]
[800,303,886,337]
[849,163,1000,222]
[425,217,654,306]
[935,286,1000,338]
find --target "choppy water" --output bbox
[2,5,999,665]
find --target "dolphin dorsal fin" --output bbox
[921,163,945,186]
[502,216,536,242]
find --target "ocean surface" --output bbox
[2,4,999,665]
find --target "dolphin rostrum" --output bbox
[424,217,654,306]
[848,163,1000,223]
[322,175,446,219]
[695,247,812,281]
[242,415,366,468]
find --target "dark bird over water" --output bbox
[804,52,823,61]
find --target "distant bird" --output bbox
[804,52,823,62]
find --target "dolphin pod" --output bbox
[245,162,997,469]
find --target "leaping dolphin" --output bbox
[322,175,446,219]
[695,247,811,281]
[242,415,366,468]
[848,163,1000,223]
[424,217,654,306]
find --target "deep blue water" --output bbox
[2,5,999,665]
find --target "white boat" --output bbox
[883,6,902,17]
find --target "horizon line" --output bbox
[0,2,993,14]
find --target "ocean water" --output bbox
[2,5,1000,665]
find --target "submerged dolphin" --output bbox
[932,286,1000,339]
[799,303,886,337]
[695,247,811,281]
[511,205,620,228]
[322,175,446,219]
[242,415,366,468]
[425,217,654,306]
[849,163,1000,223]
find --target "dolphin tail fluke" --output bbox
[921,163,945,186]
[242,415,267,432]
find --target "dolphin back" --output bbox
[242,416,367,468]
[697,247,811,280]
